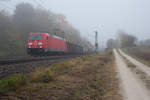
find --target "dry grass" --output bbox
[118,50,136,70]
[122,46,150,66]
[0,51,122,100]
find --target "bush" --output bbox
[30,61,73,83]
[0,74,27,95]
[50,61,72,75]
[30,69,52,83]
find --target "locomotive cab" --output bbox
[27,33,50,55]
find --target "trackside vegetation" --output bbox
[122,46,150,66]
[0,61,72,95]
[0,61,79,95]
[0,51,122,100]
[0,74,28,94]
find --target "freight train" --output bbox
[27,33,84,56]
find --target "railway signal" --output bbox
[95,31,98,52]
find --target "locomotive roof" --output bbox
[50,33,65,40]
[30,33,49,35]
[30,33,65,40]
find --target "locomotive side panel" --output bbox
[49,36,67,52]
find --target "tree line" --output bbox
[0,3,91,57]
[107,31,137,49]
[107,30,150,49]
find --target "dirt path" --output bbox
[114,49,150,100]
[118,49,150,76]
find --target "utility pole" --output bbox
[95,31,98,52]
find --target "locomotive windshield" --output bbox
[29,35,43,40]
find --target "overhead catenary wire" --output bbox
[0,2,14,11]
[34,0,47,10]
[33,0,51,13]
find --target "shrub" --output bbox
[0,74,27,95]
[30,69,52,83]
[50,61,71,75]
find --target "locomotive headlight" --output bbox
[28,43,32,45]
[38,42,43,45]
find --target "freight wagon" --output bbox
[66,42,83,54]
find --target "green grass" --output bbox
[73,92,81,100]
[0,70,53,95]
[0,74,28,95]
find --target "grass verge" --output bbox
[0,74,27,94]
[122,46,150,66]
[0,51,122,100]
[0,60,75,95]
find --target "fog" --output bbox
[1,0,150,46]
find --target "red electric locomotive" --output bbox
[27,33,67,55]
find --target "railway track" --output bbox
[0,55,81,78]
[0,55,79,65]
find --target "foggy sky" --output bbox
[1,0,150,46]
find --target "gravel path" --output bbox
[114,49,150,100]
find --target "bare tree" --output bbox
[0,10,24,56]
[138,39,150,46]
[117,31,137,48]
[13,3,35,42]
[107,39,119,49]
